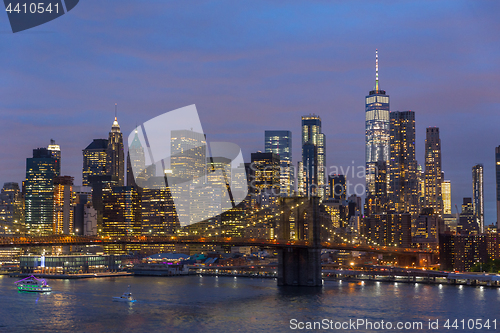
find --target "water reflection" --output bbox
[0,275,499,332]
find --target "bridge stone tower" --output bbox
[277,196,322,287]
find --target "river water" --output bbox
[0,274,499,332]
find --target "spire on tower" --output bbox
[375,49,379,91]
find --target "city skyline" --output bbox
[1,1,500,224]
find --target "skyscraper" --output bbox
[102,186,141,254]
[387,111,418,218]
[424,127,442,215]
[106,113,125,186]
[53,176,74,234]
[265,130,293,196]
[442,180,452,215]
[365,50,390,196]
[328,174,346,201]
[126,129,148,187]
[250,152,280,196]
[472,164,484,233]
[48,139,61,177]
[82,139,108,186]
[25,148,58,235]
[170,129,206,182]
[301,115,326,197]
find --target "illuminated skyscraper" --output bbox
[102,186,141,254]
[472,164,484,233]
[48,139,61,177]
[328,174,346,201]
[297,161,304,196]
[106,111,125,186]
[250,152,280,196]
[387,111,418,218]
[0,182,23,233]
[265,130,293,196]
[53,176,74,234]
[82,139,108,186]
[442,180,452,215]
[170,129,206,182]
[301,115,326,197]
[126,129,149,188]
[141,177,179,236]
[424,127,442,215]
[365,50,390,196]
[25,148,57,235]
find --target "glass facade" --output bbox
[25,148,57,235]
[265,130,293,196]
[301,115,326,198]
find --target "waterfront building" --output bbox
[25,147,58,235]
[472,164,484,233]
[424,127,443,215]
[265,130,293,196]
[365,50,390,197]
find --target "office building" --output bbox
[302,115,326,198]
[297,161,304,196]
[47,139,61,177]
[472,164,484,233]
[127,128,148,188]
[265,130,293,196]
[365,50,390,196]
[442,180,451,215]
[424,127,442,215]
[328,174,346,201]
[250,152,280,196]
[387,111,418,218]
[106,115,125,186]
[82,139,108,187]
[102,186,141,254]
[53,176,74,235]
[170,129,206,182]
[25,148,58,235]
[0,182,23,231]
[458,197,478,235]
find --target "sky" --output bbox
[1,0,500,223]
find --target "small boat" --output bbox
[15,275,52,292]
[113,285,136,302]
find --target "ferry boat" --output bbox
[15,275,52,292]
[113,285,136,302]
